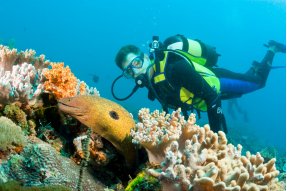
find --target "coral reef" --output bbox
[131,108,284,191]
[42,63,77,99]
[227,125,287,183]
[2,44,284,190]
[0,45,49,71]
[36,121,65,152]
[0,45,50,104]
[73,132,112,166]
[131,108,184,164]
[0,137,106,190]
[76,128,91,191]
[0,62,45,104]
[0,116,27,153]
[0,44,136,190]
[3,103,28,129]
[0,44,117,190]
[43,63,99,99]
[125,171,161,191]
[0,181,70,191]
[0,45,99,105]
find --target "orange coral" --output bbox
[43,62,78,99]
[78,81,87,95]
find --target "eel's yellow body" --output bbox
[58,95,136,166]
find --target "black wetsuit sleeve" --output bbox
[172,60,227,133]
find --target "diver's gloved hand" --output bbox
[207,97,228,133]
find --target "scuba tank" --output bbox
[163,34,220,68]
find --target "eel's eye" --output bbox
[109,110,119,120]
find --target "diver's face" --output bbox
[122,53,151,78]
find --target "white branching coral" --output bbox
[0,62,45,103]
[0,45,50,104]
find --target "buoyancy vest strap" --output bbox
[153,51,167,72]
[165,50,195,69]
[176,34,189,52]
[154,73,165,83]
[180,87,194,104]
[160,54,166,72]
[180,87,208,111]
[176,49,207,66]
[154,52,168,84]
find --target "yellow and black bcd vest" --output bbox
[152,50,220,111]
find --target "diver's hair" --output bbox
[115,45,141,69]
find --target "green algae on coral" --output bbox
[125,171,160,191]
[3,104,28,131]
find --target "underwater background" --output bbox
[1,0,286,171]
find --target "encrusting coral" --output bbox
[131,108,284,191]
[0,116,27,152]
[3,103,28,129]
[0,137,106,190]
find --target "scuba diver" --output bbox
[111,34,285,133]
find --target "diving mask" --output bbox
[123,54,144,78]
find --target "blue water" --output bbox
[1,0,286,154]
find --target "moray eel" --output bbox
[58,95,137,166]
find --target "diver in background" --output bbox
[227,98,249,123]
[112,34,285,133]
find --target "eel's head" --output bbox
[58,95,137,166]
